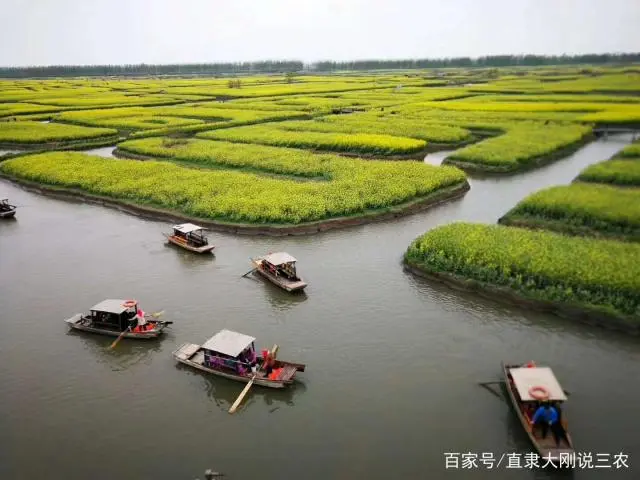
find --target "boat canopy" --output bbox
[90,299,135,315]
[263,252,297,265]
[510,367,568,402]
[201,329,256,357]
[173,223,204,234]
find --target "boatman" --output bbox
[135,308,147,332]
[530,402,561,446]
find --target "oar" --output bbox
[241,257,259,277]
[109,326,131,349]
[478,382,507,402]
[110,310,163,348]
[241,268,256,278]
[229,344,277,414]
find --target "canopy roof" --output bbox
[173,223,204,234]
[263,252,297,265]
[90,299,134,315]
[510,367,567,402]
[201,329,256,357]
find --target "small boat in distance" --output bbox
[250,252,307,292]
[64,299,171,339]
[0,199,16,218]
[165,223,215,254]
[173,329,306,388]
[502,362,574,465]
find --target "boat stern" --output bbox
[287,280,308,292]
[64,313,83,326]
[173,342,201,361]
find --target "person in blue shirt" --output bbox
[531,402,562,446]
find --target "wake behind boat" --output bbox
[503,361,574,465]
[65,299,171,339]
[250,252,307,292]
[173,329,305,388]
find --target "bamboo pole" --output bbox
[228,344,277,414]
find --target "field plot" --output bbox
[29,92,184,108]
[1,146,467,227]
[577,159,640,186]
[197,124,427,155]
[499,184,640,241]
[0,102,70,118]
[53,105,309,136]
[272,116,473,144]
[0,121,118,145]
[444,123,592,172]
[620,142,640,158]
[468,73,640,94]
[405,222,640,320]
[155,81,405,98]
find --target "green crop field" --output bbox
[197,124,427,155]
[405,222,640,319]
[577,159,640,186]
[445,123,592,171]
[1,148,466,225]
[620,142,640,158]
[273,117,472,144]
[0,121,118,144]
[499,184,640,241]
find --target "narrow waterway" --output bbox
[0,135,638,480]
[83,145,117,157]
[0,149,23,157]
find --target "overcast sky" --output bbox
[2,0,639,66]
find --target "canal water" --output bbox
[83,145,117,157]
[1,135,638,480]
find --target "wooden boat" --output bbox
[64,299,171,339]
[250,252,307,292]
[173,329,305,388]
[502,361,574,464]
[0,199,16,219]
[164,223,215,254]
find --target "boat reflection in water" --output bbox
[66,328,166,371]
[263,285,308,312]
[175,362,307,413]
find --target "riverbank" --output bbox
[0,172,470,236]
[403,222,640,334]
[497,215,640,243]
[0,137,124,160]
[403,263,639,334]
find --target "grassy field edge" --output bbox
[0,172,470,236]
[402,260,639,334]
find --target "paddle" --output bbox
[241,268,256,278]
[109,310,164,349]
[229,344,278,414]
[241,257,259,277]
[109,326,131,350]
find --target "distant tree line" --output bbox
[0,53,639,78]
[0,61,304,79]
[312,53,640,72]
